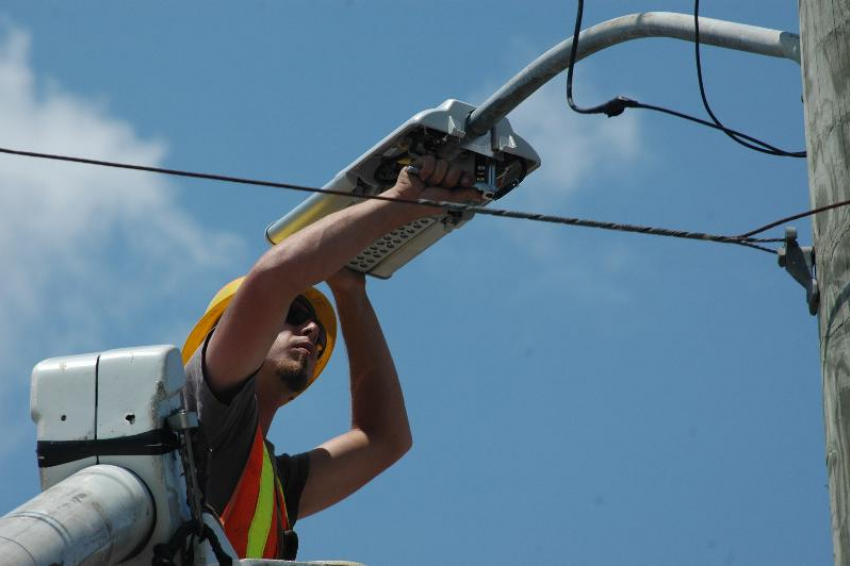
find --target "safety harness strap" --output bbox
[36,429,180,468]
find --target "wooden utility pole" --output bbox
[799,1,850,563]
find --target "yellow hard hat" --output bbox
[182,277,337,403]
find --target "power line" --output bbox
[693,0,806,157]
[565,0,806,158]
[0,145,837,254]
[738,198,850,239]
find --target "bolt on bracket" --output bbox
[167,410,203,531]
[777,227,819,315]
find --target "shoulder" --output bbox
[277,452,311,481]
[276,451,312,525]
[184,333,259,449]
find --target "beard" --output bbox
[273,351,311,393]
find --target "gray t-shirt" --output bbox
[183,335,310,524]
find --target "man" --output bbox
[181,157,479,560]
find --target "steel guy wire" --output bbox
[0,145,840,255]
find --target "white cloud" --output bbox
[0,22,244,455]
[461,73,644,304]
[468,34,643,210]
[504,79,641,209]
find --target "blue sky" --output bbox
[0,2,829,565]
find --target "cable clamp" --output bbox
[167,410,204,533]
[777,227,819,315]
[602,96,639,117]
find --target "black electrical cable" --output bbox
[566,0,630,117]
[1,145,841,255]
[565,0,806,158]
[737,198,850,239]
[693,0,806,157]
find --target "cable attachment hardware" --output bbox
[777,227,819,315]
[473,162,498,200]
[167,410,204,534]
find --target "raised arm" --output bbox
[204,157,478,396]
[297,268,411,518]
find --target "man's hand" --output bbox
[204,157,475,397]
[384,155,483,219]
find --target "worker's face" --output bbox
[265,313,322,399]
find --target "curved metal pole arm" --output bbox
[467,11,801,137]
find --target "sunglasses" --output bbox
[286,295,327,358]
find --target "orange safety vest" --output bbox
[220,424,292,558]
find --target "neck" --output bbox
[257,400,277,436]
[255,367,283,436]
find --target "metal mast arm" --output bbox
[467,11,801,137]
[0,465,154,565]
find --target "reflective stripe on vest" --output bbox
[221,424,290,558]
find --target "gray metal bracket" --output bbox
[777,227,819,315]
